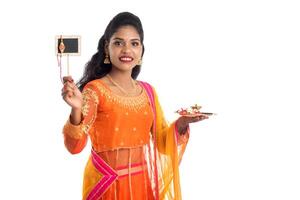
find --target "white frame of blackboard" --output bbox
[55,35,81,56]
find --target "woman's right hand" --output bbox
[61,76,83,110]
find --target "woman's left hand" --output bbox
[181,114,209,124]
[176,114,209,134]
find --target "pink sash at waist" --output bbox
[87,149,146,200]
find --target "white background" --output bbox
[0,0,299,199]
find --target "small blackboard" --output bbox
[55,35,81,56]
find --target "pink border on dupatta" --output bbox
[86,149,118,200]
[139,81,160,200]
[174,122,180,145]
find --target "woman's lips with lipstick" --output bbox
[119,56,133,62]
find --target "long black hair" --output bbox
[77,12,145,91]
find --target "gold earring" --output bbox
[104,55,110,64]
[138,59,143,65]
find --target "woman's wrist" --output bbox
[176,117,189,135]
[70,108,82,125]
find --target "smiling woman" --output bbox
[61,11,209,200]
[107,26,143,72]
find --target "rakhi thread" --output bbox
[57,35,65,84]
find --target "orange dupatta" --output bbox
[141,82,189,200]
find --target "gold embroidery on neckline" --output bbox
[94,81,148,112]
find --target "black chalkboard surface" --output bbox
[55,35,81,56]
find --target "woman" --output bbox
[62,12,208,200]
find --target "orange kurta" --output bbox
[63,79,189,200]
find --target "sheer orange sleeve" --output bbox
[63,85,99,154]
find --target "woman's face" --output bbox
[107,25,143,72]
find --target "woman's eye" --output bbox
[132,42,140,46]
[114,41,122,46]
